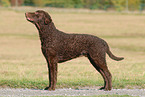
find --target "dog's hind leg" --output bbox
[87,53,112,91]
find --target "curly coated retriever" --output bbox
[25,10,124,91]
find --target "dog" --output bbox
[25,10,124,91]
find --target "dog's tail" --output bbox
[106,48,124,61]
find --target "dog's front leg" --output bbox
[42,47,58,91]
[44,58,58,91]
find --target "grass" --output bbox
[41,95,134,97]
[0,8,145,90]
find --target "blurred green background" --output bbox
[1,0,145,11]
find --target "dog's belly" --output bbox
[57,50,87,63]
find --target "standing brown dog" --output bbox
[25,10,124,91]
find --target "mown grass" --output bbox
[0,8,145,89]
[40,95,134,97]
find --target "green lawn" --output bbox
[0,8,144,89]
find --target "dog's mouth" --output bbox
[25,13,34,22]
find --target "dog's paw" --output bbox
[99,86,105,90]
[44,86,55,91]
[99,86,112,91]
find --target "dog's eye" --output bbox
[36,14,39,17]
[35,12,39,17]
[35,14,39,18]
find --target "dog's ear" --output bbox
[44,17,52,25]
[44,12,52,25]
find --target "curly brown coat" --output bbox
[25,10,124,91]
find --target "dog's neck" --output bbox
[35,22,56,32]
[35,22,57,36]
[35,22,57,46]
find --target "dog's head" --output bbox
[25,10,52,25]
